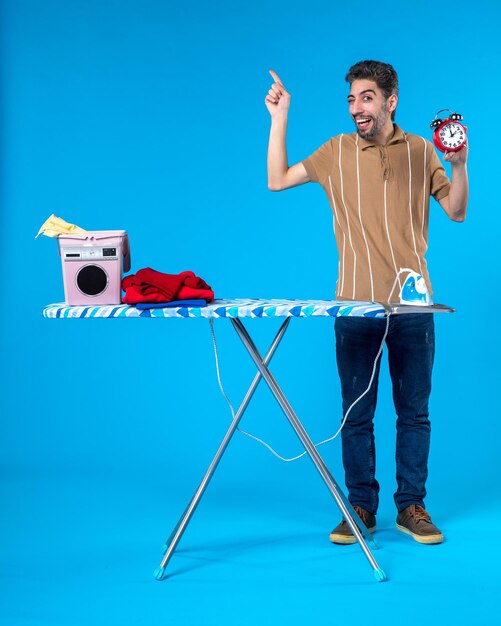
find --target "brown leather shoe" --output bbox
[329,506,376,544]
[396,504,444,544]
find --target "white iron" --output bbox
[399,269,433,306]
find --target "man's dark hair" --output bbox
[345,60,399,121]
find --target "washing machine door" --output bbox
[76,264,108,296]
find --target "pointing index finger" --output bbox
[269,69,284,86]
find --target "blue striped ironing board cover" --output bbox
[42,299,386,319]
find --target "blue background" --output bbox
[1,0,499,623]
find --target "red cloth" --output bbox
[122,268,214,304]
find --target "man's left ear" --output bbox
[389,94,398,114]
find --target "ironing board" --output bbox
[43,298,454,583]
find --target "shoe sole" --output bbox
[396,523,444,544]
[329,525,376,545]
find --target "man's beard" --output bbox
[356,103,389,139]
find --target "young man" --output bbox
[265,60,468,544]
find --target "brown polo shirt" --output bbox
[302,124,450,302]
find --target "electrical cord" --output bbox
[208,311,390,462]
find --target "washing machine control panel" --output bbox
[62,247,118,261]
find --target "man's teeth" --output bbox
[357,118,371,124]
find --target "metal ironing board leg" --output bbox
[154,317,291,581]
[231,318,386,582]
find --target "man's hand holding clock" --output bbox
[444,131,468,164]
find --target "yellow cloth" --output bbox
[35,214,87,239]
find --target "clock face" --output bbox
[438,122,466,150]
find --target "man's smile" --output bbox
[355,116,373,131]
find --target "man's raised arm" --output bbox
[438,141,469,222]
[265,70,310,191]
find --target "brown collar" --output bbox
[357,124,407,150]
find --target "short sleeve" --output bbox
[302,139,333,185]
[429,143,451,201]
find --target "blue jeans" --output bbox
[335,313,435,514]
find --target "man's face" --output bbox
[348,79,393,140]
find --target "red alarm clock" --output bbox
[430,109,467,153]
